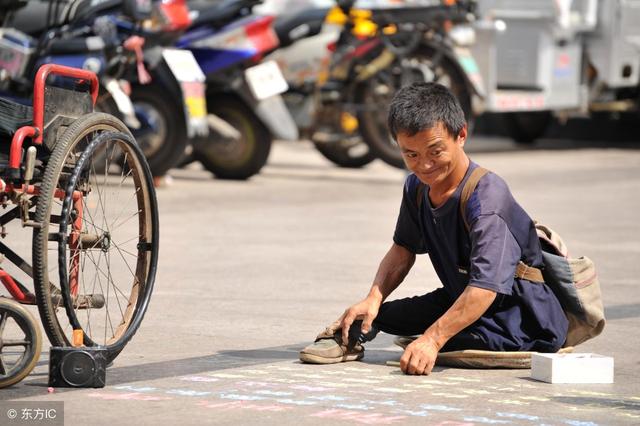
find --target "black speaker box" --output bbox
[49,346,108,388]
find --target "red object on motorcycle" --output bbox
[245,16,279,57]
[159,0,192,31]
[124,36,152,84]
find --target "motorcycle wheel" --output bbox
[313,137,375,168]
[194,96,271,180]
[130,84,188,176]
[356,46,473,169]
[503,111,552,145]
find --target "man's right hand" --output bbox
[338,296,382,344]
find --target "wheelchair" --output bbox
[0,64,158,388]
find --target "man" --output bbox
[299,82,568,375]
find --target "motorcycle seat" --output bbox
[0,96,33,138]
[273,7,329,48]
[369,6,462,26]
[188,0,260,29]
[6,0,121,36]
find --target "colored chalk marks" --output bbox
[82,359,629,426]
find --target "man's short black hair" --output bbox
[387,82,466,141]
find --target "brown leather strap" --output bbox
[515,261,544,283]
[460,167,489,232]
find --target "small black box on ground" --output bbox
[49,346,108,388]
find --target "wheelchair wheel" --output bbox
[33,113,158,358]
[0,298,42,388]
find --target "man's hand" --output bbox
[338,296,381,344]
[398,286,496,375]
[399,336,440,375]
[335,244,415,344]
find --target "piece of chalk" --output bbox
[386,360,401,367]
[47,387,54,393]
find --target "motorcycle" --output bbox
[176,0,298,180]
[267,0,474,170]
[267,1,377,168]
[316,0,478,170]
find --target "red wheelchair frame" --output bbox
[1,64,99,306]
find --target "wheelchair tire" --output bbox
[0,298,42,388]
[33,113,158,360]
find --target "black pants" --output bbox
[351,288,490,352]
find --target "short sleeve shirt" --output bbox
[392,162,568,351]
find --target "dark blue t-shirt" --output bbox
[393,162,568,351]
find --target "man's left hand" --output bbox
[399,336,440,375]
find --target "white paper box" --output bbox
[531,353,614,384]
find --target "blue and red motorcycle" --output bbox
[176,0,297,180]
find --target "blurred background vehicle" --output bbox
[0,0,207,178]
[266,0,476,169]
[2,0,638,177]
[469,0,640,145]
[178,0,298,180]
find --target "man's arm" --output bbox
[400,285,496,375]
[339,243,416,343]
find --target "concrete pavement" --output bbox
[2,135,639,425]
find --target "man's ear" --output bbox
[457,124,468,147]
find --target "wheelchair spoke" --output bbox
[0,311,7,335]
[112,243,140,288]
[109,188,140,232]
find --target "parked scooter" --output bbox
[177,0,297,180]
[1,0,207,177]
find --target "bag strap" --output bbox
[459,167,489,232]
[414,166,544,283]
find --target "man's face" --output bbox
[397,122,467,187]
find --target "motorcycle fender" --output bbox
[235,84,299,141]
[103,77,141,129]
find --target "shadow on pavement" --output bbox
[552,396,640,412]
[5,343,407,399]
[473,113,640,153]
[604,303,640,320]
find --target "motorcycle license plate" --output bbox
[162,49,208,136]
[244,61,289,101]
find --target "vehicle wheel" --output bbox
[194,96,271,180]
[503,111,552,144]
[313,137,375,168]
[356,46,473,169]
[130,84,188,176]
[33,113,159,360]
[0,299,42,388]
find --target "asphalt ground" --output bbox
[2,133,639,425]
